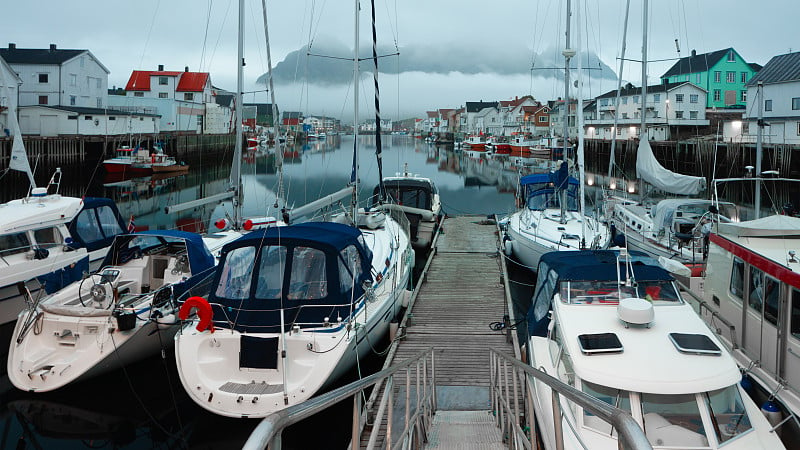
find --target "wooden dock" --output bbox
[359,215,520,448]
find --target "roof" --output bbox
[465,101,498,113]
[176,72,209,92]
[661,48,733,78]
[0,46,85,65]
[746,52,800,86]
[243,103,277,115]
[124,70,208,92]
[215,94,234,107]
[20,105,160,117]
[596,81,703,99]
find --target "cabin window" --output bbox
[791,288,800,339]
[763,276,780,326]
[74,209,104,243]
[748,268,764,313]
[581,380,631,435]
[255,246,286,299]
[215,246,256,299]
[288,247,327,300]
[729,257,744,299]
[33,227,63,249]
[338,245,362,294]
[97,206,124,238]
[641,393,706,448]
[0,232,31,257]
[548,321,562,365]
[704,386,753,443]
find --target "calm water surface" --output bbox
[1,136,534,449]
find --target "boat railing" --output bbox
[489,348,653,450]
[243,346,435,450]
[675,279,739,350]
[200,299,365,332]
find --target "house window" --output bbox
[601,98,608,106]
[634,111,640,118]
[689,111,698,119]
[96,98,102,108]
[742,122,749,134]
[792,98,800,110]
[134,92,144,97]
[695,73,701,83]
[633,95,639,104]
[38,95,48,105]
[675,110,684,119]
[159,92,168,99]
[689,94,698,103]
[184,93,194,101]
[38,73,48,83]
[728,50,735,62]
[622,113,628,119]
[714,71,721,83]
[653,93,660,102]
[622,97,628,105]
[69,95,76,106]
[109,116,116,121]
[70,74,77,86]
[726,71,736,83]
[96,78,101,89]
[765,99,772,111]
[797,122,800,136]
[741,91,747,102]
[675,94,684,103]
[616,127,622,136]
[714,90,721,102]
[539,116,548,123]
[67,115,78,120]
[741,72,747,83]
[84,116,93,120]
[159,76,168,85]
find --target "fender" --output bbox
[178,296,215,333]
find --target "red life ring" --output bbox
[179,296,215,333]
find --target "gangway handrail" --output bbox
[243,347,435,450]
[489,348,652,450]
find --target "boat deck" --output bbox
[359,215,519,448]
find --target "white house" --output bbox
[499,95,538,136]
[723,52,800,145]
[463,101,498,134]
[0,43,109,109]
[0,55,22,136]
[475,106,502,136]
[586,81,709,141]
[17,105,159,137]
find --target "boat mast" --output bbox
[261,0,284,214]
[351,0,360,222]
[369,0,385,203]
[560,0,573,224]
[231,0,245,229]
[638,0,648,203]
[755,80,763,219]
[607,0,631,185]
[575,0,586,246]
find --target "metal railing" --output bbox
[243,347,436,450]
[489,348,652,450]
[675,279,738,350]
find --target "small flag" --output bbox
[127,215,135,233]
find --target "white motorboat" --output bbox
[525,249,785,449]
[376,166,442,251]
[7,230,219,392]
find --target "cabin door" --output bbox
[743,267,781,377]
[782,287,800,389]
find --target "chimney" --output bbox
[691,49,696,57]
[8,43,16,49]
[49,44,56,51]
[158,64,164,71]
[185,66,189,72]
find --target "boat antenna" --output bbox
[607,0,631,187]
[231,0,245,229]
[260,0,285,214]
[370,0,386,204]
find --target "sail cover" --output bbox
[635,139,705,195]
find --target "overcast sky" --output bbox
[4,0,796,122]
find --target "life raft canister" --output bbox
[178,296,215,333]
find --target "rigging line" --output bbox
[370,0,385,202]
[137,0,162,69]
[200,0,213,70]
[207,0,234,73]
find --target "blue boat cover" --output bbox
[67,197,127,252]
[527,250,674,337]
[100,230,215,273]
[209,222,374,332]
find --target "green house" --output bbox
[660,48,761,109]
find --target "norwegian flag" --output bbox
[127,215,136,233]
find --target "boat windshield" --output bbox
[581,380,631,436]
[641,393,708,448]
[560,280,681,305]
[525,185,578,211]
[704,385,753,445]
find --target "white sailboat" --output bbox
[376,166,442,252]
[501,0,609,270]
[173,0,414,418]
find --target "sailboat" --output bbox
[173,0,414,418]
[501,0,609,270]
[0,64,128,328]
[608,0,726,265]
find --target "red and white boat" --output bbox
[486,136,511,155]
[463,134,487,151]
[103,144,187,175]
[510,134,534,155]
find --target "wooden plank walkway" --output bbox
[359,215,519,449]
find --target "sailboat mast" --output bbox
[638,0,648,202]
[607,0,631,183]
[560,0,573,223]
[261,0,284,211]
[575,0,586,246]
[755,80,763,219]
[232,0,245,228]
[352,0,360,222]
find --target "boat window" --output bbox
[339,245,362,293]
[561,280,635,305]
[33,227,63,248]
[74,208,104,243]
[581,380,630,436]
[763,275,780,326]
[729,257,744,300]
[0,232,31,257]
[704,385,752,445]
[791,288,800,340]
[636,281,681,304]
[748,268,765,314]
[254,246,286,299]
[288,246,327,300]
[96,205,124,238]
[548,321,561,364]
[641,393,708,448]
[215,246,256,299]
